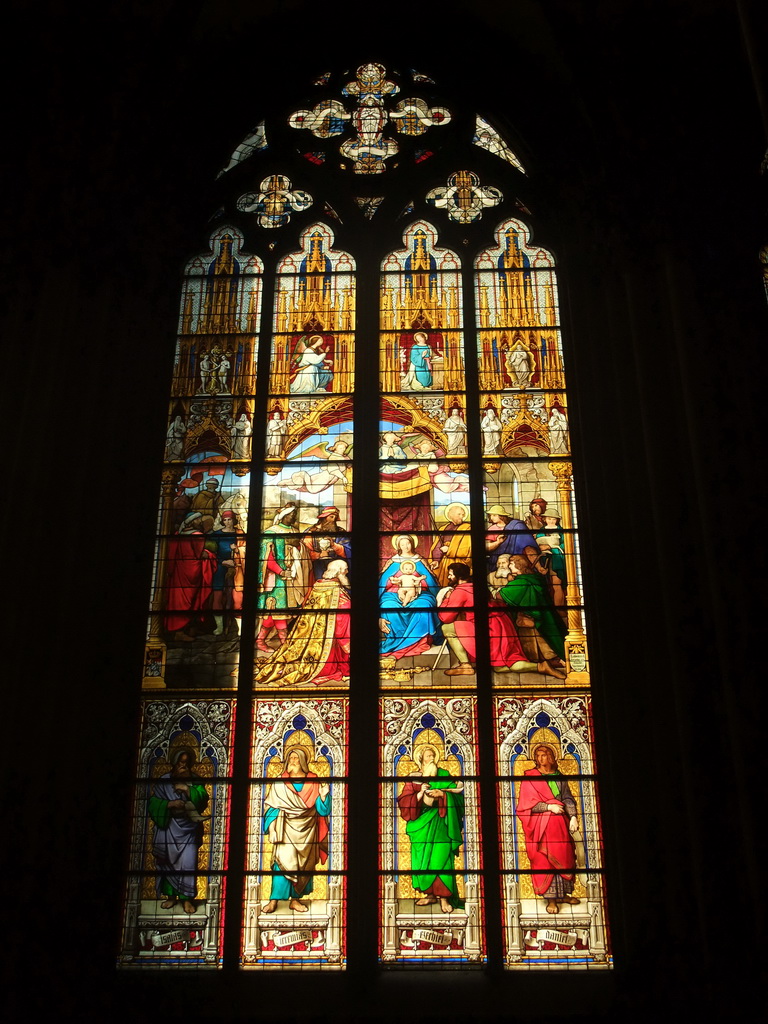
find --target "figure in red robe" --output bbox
[516,743,580,915]
[436,563,535,676]
[164,512,217,637]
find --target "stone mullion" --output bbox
[462,251,504,972]
[222,248,276,971]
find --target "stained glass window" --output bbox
[119,62,612,972]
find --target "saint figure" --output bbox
[149,748,209,914]
[397,745,464,914]
[516,743,580,915]
[262,746,331,914]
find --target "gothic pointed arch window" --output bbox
[119,62,611,972]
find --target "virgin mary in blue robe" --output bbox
[379,535,441,658]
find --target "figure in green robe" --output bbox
[497,554,567,661]
[255,504,306,651]
[397,745,465,914]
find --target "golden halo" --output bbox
[283,729,314,766]
[169,732,200,765]
[444,502,469,522]
[391,533,419,553]
[412,729,445,766]
[527,727,561,764]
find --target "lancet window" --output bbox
[119,62,611,972]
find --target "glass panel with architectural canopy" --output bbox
[119,699,235,967]
[244,698,348,968]
[140,226,261,693]
[378,221,486,964]
[476,218,610,968]
[253,223,354,692]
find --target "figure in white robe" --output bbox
[444,408,468,455]
[481,407,503,454]
[165,415,186,461]
[266,411,287,457]
[290,336,333,394]
[230,413,252,459]
[262,746,331,913]
[289,441,350,494]
[548,407,569,453]
[506,344,534,388]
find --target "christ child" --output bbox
[387,560,428,606]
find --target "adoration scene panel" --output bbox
[376,446,586,689]
[379,697,485,964]
[244,698,348,969]
[494,695,610,969]
[142,458,250,690]
[119,699,234,967]
[254,373,353,687]
[484,456,587,686]
[254,489,351,689]
[379,530,476,689]
[259,463,352,534]
[379,392,473,688]
[254,609,350,689]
